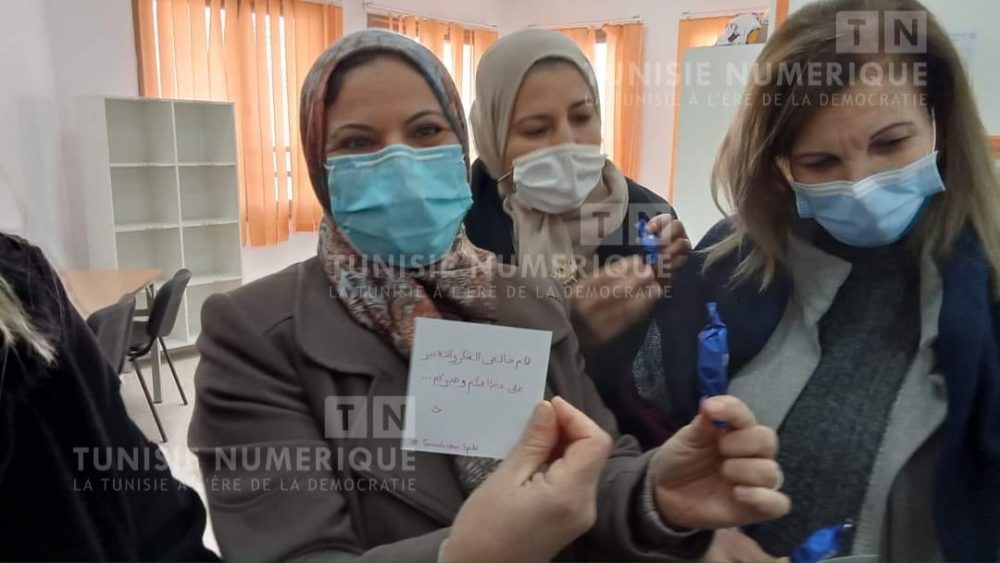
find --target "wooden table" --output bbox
[61,269,163,319]
[60,269,167,402]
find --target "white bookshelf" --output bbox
[79,96,243,347]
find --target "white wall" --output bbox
[787,0,1000,133]
[44,0,139,268]
[673,44,766,244]
[0,0,69,263]
[0,0,137,268]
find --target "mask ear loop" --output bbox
[930,107,938,153]
[496,156,517,194]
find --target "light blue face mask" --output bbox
[326,143,472,267]
[790,142,945,248]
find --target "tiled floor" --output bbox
[120,349,219,556]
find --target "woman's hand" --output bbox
[569,255,662,346]
[568,215,690,347]
[646,213,691,284]
[442,397,613,562]
[702,529,779,563]
[651,395,791,530]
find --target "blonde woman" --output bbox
[637,0,1000,561]
[0,234,216,560]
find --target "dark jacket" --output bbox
[0,235,216,561]
[188,256,711,562]
[464,158,677,448]
[648,219,1000,562]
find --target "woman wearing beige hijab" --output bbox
[467,29,686,448]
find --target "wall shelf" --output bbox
[182,219,240,228]
[80,97,244,345]
[110,162,178,168]
[114,222,181,233]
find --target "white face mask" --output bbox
[502,143,606,214]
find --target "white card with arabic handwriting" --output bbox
[402,318,552,459]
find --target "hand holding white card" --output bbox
[403,318,552,459]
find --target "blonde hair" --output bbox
[705,0,1000,295]
[0,273,55,365]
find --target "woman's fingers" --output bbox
[732,486,793,521]
[546,397,613,487]
[596,256,662,300]
[681,411,727,450]
[645,213,674,235]
[648,215,688,252]
[703,529,778,563]
[719,426,779,460]
[496,401,558,484]
[659,219,687,249]
[664,237,691,263]
[653,237,690,287]
[643,216,689,286]
[721,458,782,489]
[669,396,764,452]
[702,395,758,430]
[604,255,651,283]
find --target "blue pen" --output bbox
[791,520,854,563]
[698,302,729,427]
[636,217,659,265]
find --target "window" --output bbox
[136,0,343,245]
[593,33,611,156]
[367,14,498,162]
[538,24,646,179]
[147,1,293,200]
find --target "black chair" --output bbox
[127,268,192,442]
[87,295,167,443]
[87,294,137,376]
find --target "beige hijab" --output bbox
[469,29,628,284]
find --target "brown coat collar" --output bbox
[292,257,572,380]
[288,257,572,526]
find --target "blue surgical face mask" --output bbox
[790,135,945,248]
[326,144,472,267]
